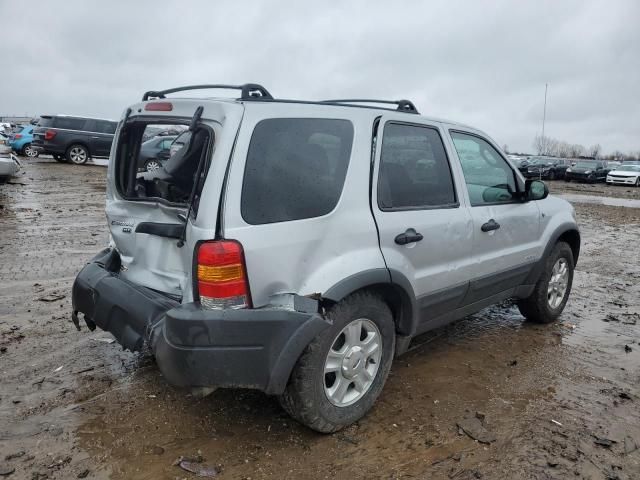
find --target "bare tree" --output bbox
[568,144,585,158]
[533,134,558,155]
[556,141,571,158]
[587,144,601,159]
[502,144,509,153]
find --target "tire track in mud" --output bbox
[1,159,639,479]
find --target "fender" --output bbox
[323,268,418,338]
[522,222,580,287]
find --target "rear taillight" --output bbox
[44,130,57,141]
[14,134,22,139]
[196,240,251,310]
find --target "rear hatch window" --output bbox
[115,121,213,206]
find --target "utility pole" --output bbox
[541,83,548,154]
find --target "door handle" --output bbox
[395,228,424,245]
[481,219,501,232]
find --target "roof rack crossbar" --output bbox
[321,98,419,114]
[142,83,273,101]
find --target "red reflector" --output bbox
[144,102,173,111]
[14,134,22,139]
[44,130,57,141]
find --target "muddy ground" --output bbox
[1,158,639,480]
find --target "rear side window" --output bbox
[241,118,354,225]
[53,117,87,130]
[378,123,456,209]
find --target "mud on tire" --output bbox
[279,292,395,433]
[518,241,574,324]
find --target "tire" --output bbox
[279,292,395,433]
[145,158,162,173]
[548,170,556,181]
[22,143,39,158]
[517,241,574,324]
[66,144,89,165]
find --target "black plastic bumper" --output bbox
[72,249,330,394]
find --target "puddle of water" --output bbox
[558,193,640,208]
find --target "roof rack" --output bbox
[142,83,273,101]
[321,99,419,114]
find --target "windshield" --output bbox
[529,158,553,166]
[615,165,640,172]
[573,162,597,168]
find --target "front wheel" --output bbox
[23,143,39,158]
[518,241,574,324]
[66,144,89,165]
[279,292,395,433]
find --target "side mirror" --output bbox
[525,179,548,201]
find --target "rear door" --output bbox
[372,118,474,330]
[447,130,541,303]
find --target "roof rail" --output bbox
[321,98,419,114]
[142,83,273,101]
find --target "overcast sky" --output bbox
[1,0,638,154]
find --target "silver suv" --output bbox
[72,84,580,432]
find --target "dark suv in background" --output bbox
[32,115,118,164]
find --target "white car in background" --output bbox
[0,152,21,182]
[606,164,640,187]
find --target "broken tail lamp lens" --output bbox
[197,240,251,310]
[144,102,173,111]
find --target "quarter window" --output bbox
[53,117,86,130]
[450,131,517,206]
[241,118,354,225]
[378,123,456,210]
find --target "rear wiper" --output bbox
[177,106,204,248]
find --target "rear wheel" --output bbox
[279,292,395,433]
[518,241,574,324]
[66,144,89,165]
[22,143,39,158]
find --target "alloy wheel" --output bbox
[24,145,37,157]
[145,159,161,172]
[69,147,87,164]
[547,258,569,309]
[323,318,382,407]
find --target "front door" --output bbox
[372,119,474,332]
[448,130,541,304]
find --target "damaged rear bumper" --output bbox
[72,249,330,395]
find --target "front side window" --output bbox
[450,131,517,206]
[377,123,456,210]
[241,118,354,225]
